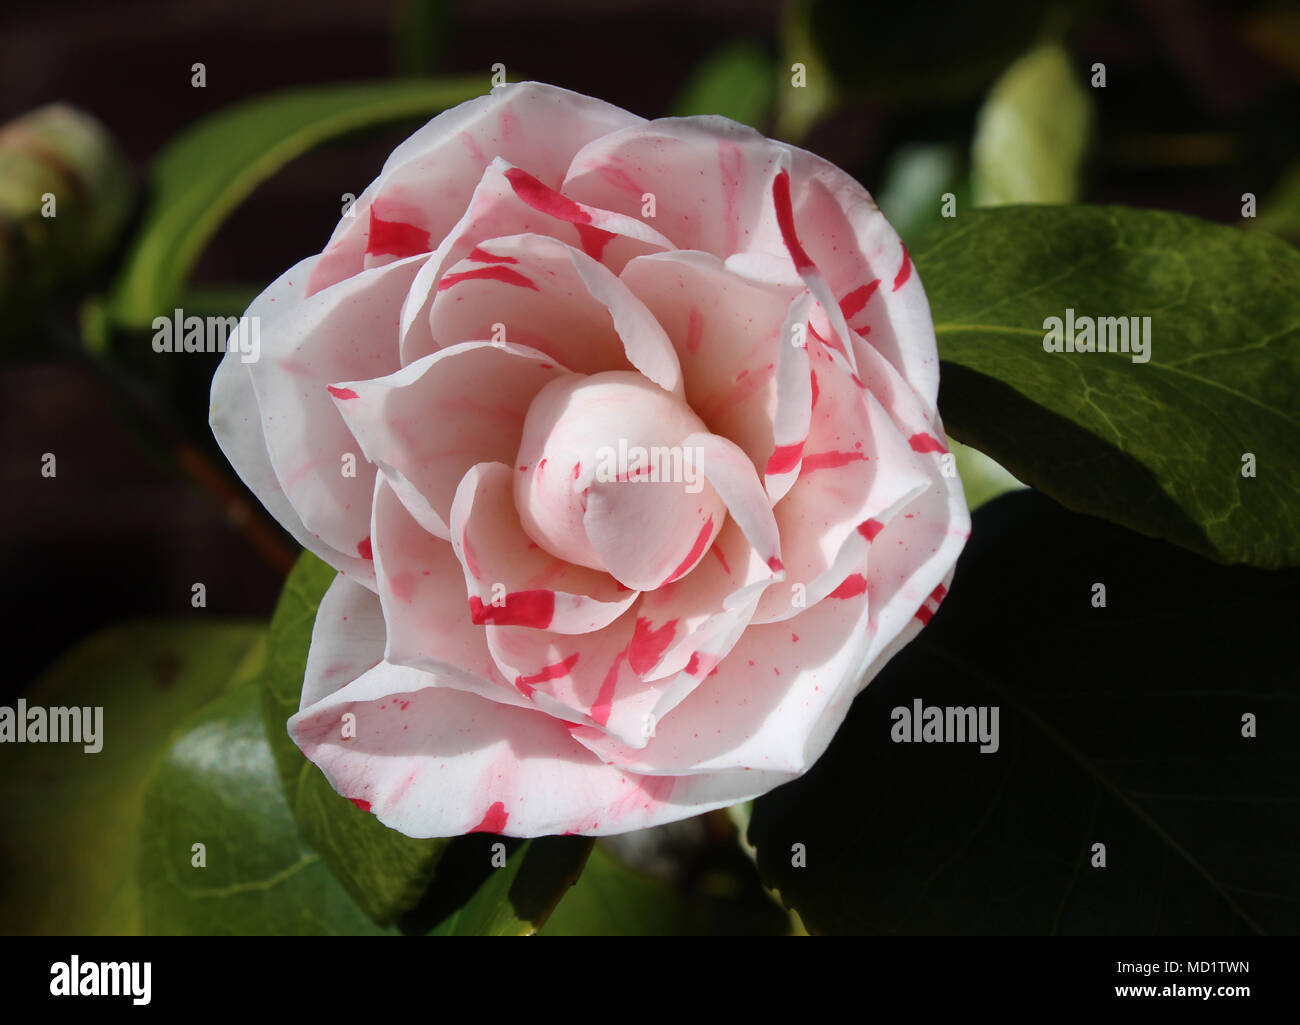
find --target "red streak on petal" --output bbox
[589,651,625,727]
[469,590,555,628]
[469,801,509,834]
[515,652,580,697]
[665,516,715,583]
[350,798,372,813]
[766,441,805,476]
[326,385,359,400]
[892,245,913,291]
[809,369,820,409]
[772,169,813,271]
[710,543,731,575]
[828,573,867,599]
[462,532,481,579]
[468,245,518,265]
[767,556,784,573]
[438,265,539,291]
[575,223,616,262]
[857,518,885,541]
[366,209,431,258]
[504,166,592,223]
[908,432,947,454]
[357,537,373,560]
[839,280,881,321]
[930,583,948,603]
[686,307,704,354]
[914,605,934,625]
[628,617,678,677]
[685,652,701,675]
[799,450,867,475]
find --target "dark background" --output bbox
[2,0,1296,693]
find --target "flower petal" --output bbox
[289,660,790,837]
[307,82,646,295]
[450,461,638,634]
[331,341,570,539]
[210,257,377,584]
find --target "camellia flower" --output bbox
[210,82,970,837]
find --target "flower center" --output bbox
[514,371,725,590]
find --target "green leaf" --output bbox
[0,620,264,934]
[108,77,486,329]
[427,836,592,935]
[971,42,1092,206]
[749,490,1300,934]
[948,436,1025,511]
[139,680,397,935]
[259,552,450,925]
[538,843,685,935]
[674,41,776,128]
[915,204,1300,568]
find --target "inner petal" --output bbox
[514,371,726,589]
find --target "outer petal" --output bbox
[307,82,646,295]
[563,116,789,261]
[788,148,940,414]
[570,566,874,775]
[245,253,426,566]
[371,476,530,710]
[752,356,932,624]
[289,662,791,837]
[210,256,377,584]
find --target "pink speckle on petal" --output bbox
[357,537,374,560]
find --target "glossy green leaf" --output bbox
[916,204,1300,567]
[0,620,264,934]
[108,77,486,329]
[259,552,450,925]
[971,42,1091,206]
[674,41,776,128]
[427,836,592,936]
[538,843,685,935]
[749,490,1300,934]
[139,680,396,935]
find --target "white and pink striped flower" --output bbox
[210,82,969,837]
